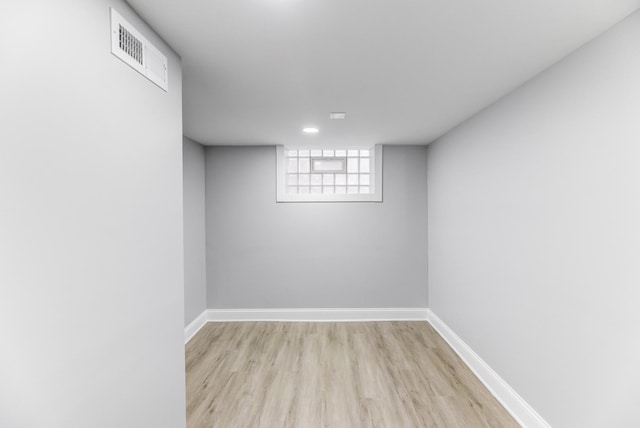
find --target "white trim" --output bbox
[185,308,427,343]
[185,308,429,342]
[276,145,383,203]
[205,307,427,322]
[426,310,551,428]
[184,310,208,344]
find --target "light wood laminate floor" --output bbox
[186,322,520,428]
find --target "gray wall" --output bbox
[427,11,640,428]
[0,2,185,427]
[183,138,207,326]
[206,145,428,309]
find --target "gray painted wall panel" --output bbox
[0,2,185,427]
[205,145,428,309]
[428,11,640,428]
[183,138,207,326]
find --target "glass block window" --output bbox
[276,145,382,202]
[285,149,373,195]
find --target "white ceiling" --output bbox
[128,0,640,147]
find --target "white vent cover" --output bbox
[110,8,168,91]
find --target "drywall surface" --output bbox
[427,11,640,428]
[183,138,207,326]
[0,2,185,428]
[206,146,428,309]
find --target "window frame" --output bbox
[276,144,383,203]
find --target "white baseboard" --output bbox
[205,307,429,322]
[184,308,428,343]
[184,310,208,344]
[426,309,551,428]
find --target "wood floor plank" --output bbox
[185,321,520,428]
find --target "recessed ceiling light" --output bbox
[302,127,319,134]
[330,112,346,119]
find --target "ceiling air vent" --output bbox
[110,8,168,92]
